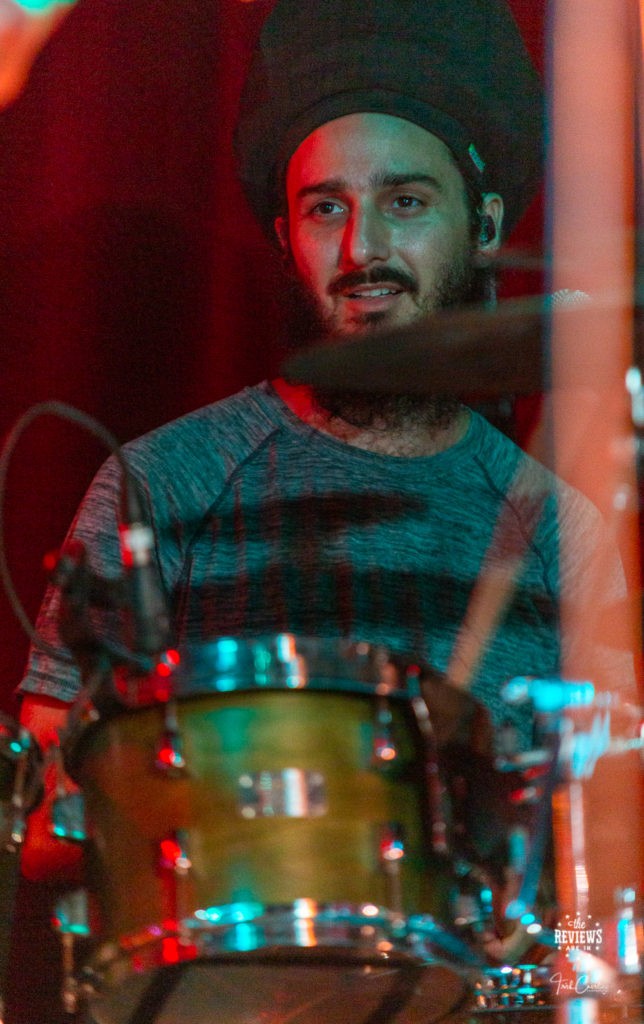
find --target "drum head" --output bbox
[87,952,472,1024]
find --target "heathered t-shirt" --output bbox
[19,382,627,747]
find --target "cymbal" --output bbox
[282,295,629,397]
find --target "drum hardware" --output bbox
[158,830,192,877]
[75,899,483,979]
[473,963,552,1011]
[503,731,560,931]
[378,823,406,919]
[409,692,450,857]
[47,743,87,842]
[612,887,641,977]
[237,769,327,818]
[154,699,187,776]
[500,682,644,1023]
[158,829,195,956]
[52,889,92,1015]
[449,859,496,938]
[0,720,39,853]
[372,699,400,766]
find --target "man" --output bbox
[17,0,633,997]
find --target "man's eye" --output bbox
[310,200,344,216]
[392,194,423,210]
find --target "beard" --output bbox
[281,244,482,433]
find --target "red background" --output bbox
[0,2,544,1020]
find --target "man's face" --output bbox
[276,112,491,339]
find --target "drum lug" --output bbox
[379,822,406,917]
[372,698,399,766]
[158,830,193,939]
[159,829,192,875]
[154,700,187,775]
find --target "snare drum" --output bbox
[64,637,478,1023]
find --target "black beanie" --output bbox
[235,0,543,240]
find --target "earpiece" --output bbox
[479,213,496,245]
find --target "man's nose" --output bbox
[341,203,390,267]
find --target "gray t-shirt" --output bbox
[19,382,626,747]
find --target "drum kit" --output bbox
[0,302,643,1024]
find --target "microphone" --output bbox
[119,480,170,659]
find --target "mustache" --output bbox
[328,266,418,296]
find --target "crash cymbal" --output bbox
[282,294,621,397]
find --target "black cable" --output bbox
[0,400,133,663]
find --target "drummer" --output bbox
[17,0,633,946]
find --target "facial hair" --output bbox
[281,245,480,433]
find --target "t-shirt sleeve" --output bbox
[18,455,136,702]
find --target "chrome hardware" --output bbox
[614,886,642,976]
[2,726,33,851]
[237,769,327,819]
[51,791,86,842]
[154,700,187,775]
[474,964,551,1010]
[47,744,86,842]
[372,699,399,766]
[410,694,449,855]
[159,830,192,876]
[379,822,406,864]
[53,889,92,1015]
[378,822,405,916]
[158,830,193,939]
[53,888,91,936]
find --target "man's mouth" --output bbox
[343,285,404,299]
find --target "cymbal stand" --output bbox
[551,698,642,1023]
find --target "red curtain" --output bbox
[0,2,544,1020]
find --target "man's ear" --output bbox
[274,216,289,253]
[476,193,504,252]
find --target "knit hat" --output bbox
[235,0,543,239]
